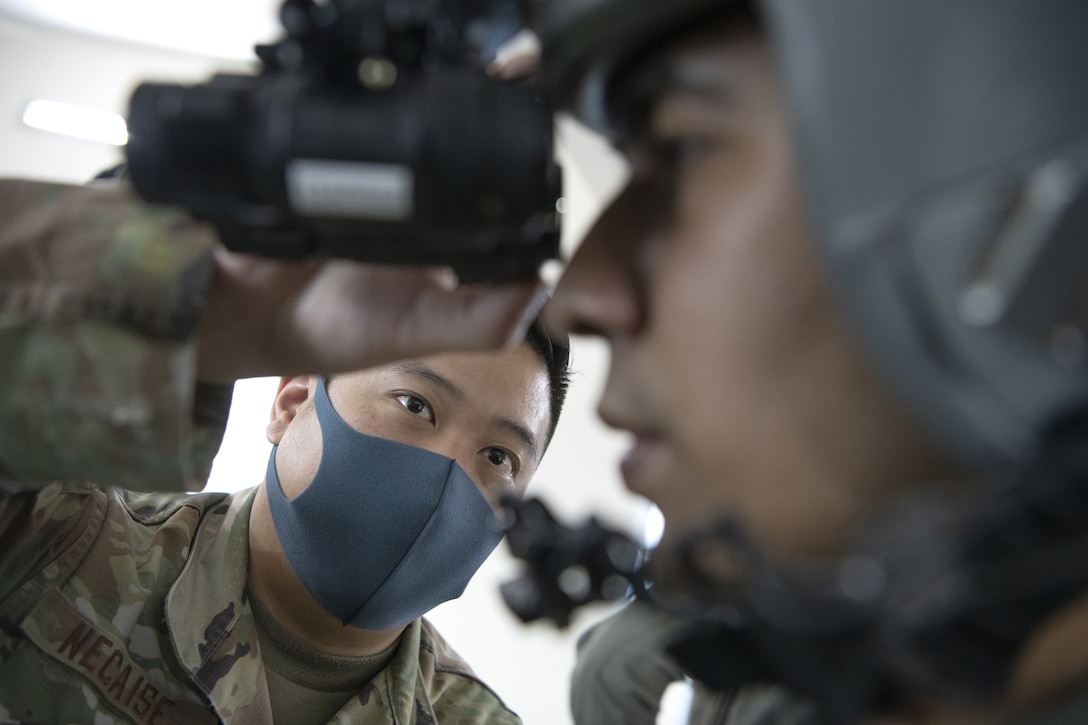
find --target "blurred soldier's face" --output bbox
[547,25,950,563]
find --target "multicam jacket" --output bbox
[0,179,520,724]
[0,482,519,724]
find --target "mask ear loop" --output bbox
[313,376,343,436]
[268,376,344,505]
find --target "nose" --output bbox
[545,179,661,339]
[427,435,502,499]
[427,434,464,469]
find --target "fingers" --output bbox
[280,262,548,373]
[415,278,549,352]
[198,247,551,382]
[328,267,546,361]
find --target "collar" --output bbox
[163,486,433,724]
[165,487,272,723]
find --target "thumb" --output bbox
[410,279,550,354]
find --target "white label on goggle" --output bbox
[286,159,414,220]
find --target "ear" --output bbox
[266,375,316,445]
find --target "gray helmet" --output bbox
[537,0,1088,477]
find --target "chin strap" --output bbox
[660,499,1088,724]
[500,420,1088,724]
[670,412,1088,723]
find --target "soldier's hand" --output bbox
[196,247,546,382]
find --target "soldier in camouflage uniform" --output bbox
[0,178,568,724]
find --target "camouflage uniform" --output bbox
[0,179,521,724]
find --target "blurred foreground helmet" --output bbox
[537,0,1088,475]
[524,1,1088,721]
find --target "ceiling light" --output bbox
[22,99,129,146]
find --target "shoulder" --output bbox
[0,481,109,557]
[416,618,521,723]
[0,482,235,568]
[0,482,109,612]
[107,487,243,576]
[116,486,232,524]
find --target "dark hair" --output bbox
[326,317,571,451]
[524,315,572,451]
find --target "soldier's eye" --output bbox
[395,394,434,422]
[484,447,517,475]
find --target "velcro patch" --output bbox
[21,587,217,725]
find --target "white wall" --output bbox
[0,15,255,182]
[0,8,665,723]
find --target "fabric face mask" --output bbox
[264,376,505,630]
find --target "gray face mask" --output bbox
[264,377,505,630]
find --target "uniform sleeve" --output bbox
[0,178,230,494]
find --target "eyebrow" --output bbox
[391,361,466,401]
[498,417,541,464]
[653,60,740,120]
[668,79,735,105]
[391,361,542,462]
